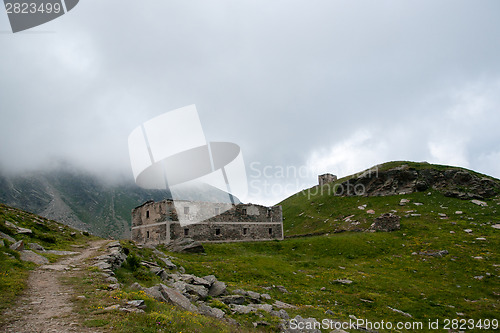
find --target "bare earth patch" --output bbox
[1,240,109,333]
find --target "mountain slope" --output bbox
[0,168,237,239]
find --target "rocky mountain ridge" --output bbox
[327,162,500,199]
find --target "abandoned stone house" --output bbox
[318,173,337,186]
[131,199,283,245]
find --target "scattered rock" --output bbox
[370,213,401,232]
[492,224,500,230]
[475,237,486,241]
[331,279,353,285]
[144,285,166,302]
[19,250,49,264]
[230,304,254,314]
[464,229,473,233]
[9,240,24,251]
[127,300,145,307]
[166,238,205,253]
[419,250,448,257]
[220,295,245,305]
[438,213,447,217]
[159,284,198,312]
[260,293,271,300]
[276,285,289,293]
[357,205,366,210]
[185,283,209,299]
[28,243,45,252]
[158,257,177,269]
[129,282,145,291]
[253,321,270,328]
[104,304,120,311]
[246,290,261,300]
[4,221,32,234]
[105,276,118,284]
[414,202,424,206]
[249,304,273,312]
[455,211,463,215]
[0,231,15,243]
[399,199,410,206]
[471,199,488,207]
[198,304,225,318]
[366,209,375,214]
[108,283,121,290]
[271,309,290,319]
[387,306,412,317]
[208,281,226,297]
[0,240,4,247]
[273,300,297,309]
[202,275,217,285]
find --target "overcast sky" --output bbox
[1,1,500,205]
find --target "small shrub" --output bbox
[125,253,141,272]
[36,232,56,244]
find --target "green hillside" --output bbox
[167,162,499,330]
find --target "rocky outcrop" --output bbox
[165,238,205,253]
[331,164,500,199]
[93,241,126,273]
[369,213,401,232]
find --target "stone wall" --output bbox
[131,200,283,245]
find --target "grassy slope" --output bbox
[168,162,499,331]
[0,204,98,317]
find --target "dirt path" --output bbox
[1,239,109,333]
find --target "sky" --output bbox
[1,0,500,205]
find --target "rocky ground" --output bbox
[1,239,109,333]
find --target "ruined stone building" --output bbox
[318,173,337,186]
[131,200,283,245]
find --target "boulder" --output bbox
[248,303,273,312]
[127,300,145,307]
[185,284,209,299]
[159,257,177,269]
[0,231,15,243]
[471,199,488,207]
[28,243,45,252]
[166,238,205,253]
[220,295,245,305]
[159,284,197,312]
[230,304,254,314]
[331,279,353,285]
[202,275,217,286]
[208,281,226,297]
[129,282,145,291]
[172,281,188,293]
[144,285,166,302]
[370,213,401,232]
[246,290,261,300]
[19,250,49,264]
[9,240,24,251]
[270,309,290,319]
[198,304,225,319]
[191,276,211,287]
